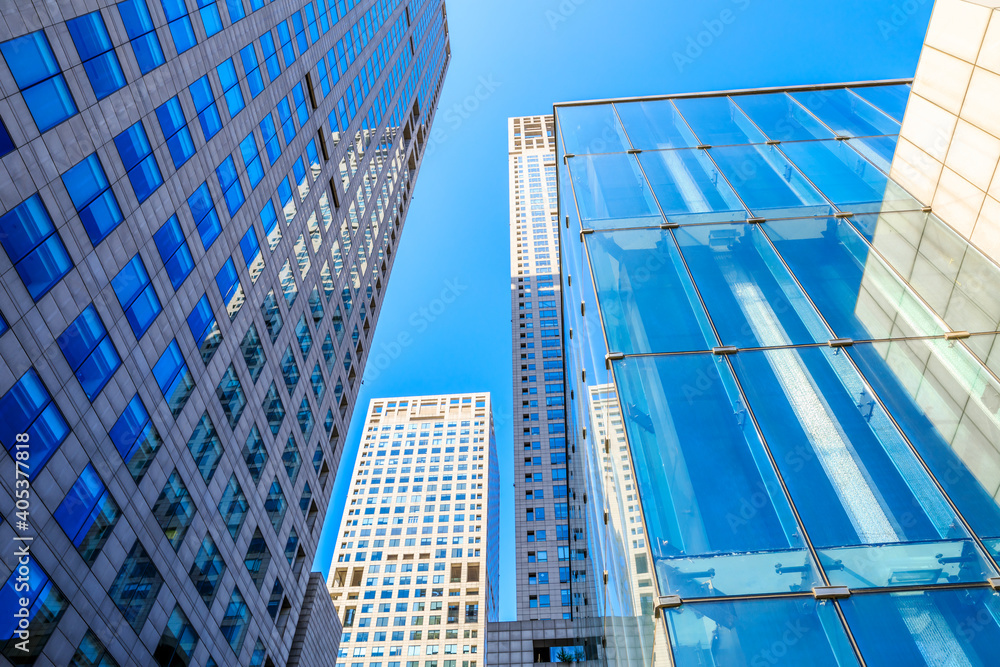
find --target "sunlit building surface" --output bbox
[326,393,499,667]
[551,68,1000,666]
[0,0,449,664]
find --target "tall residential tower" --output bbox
[326,393,500,667]
[0,0,449,664]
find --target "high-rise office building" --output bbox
[325,393,500,667]
[507,115,591,622]
[0,0,449,664]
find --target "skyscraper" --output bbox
[325,393,500,667]
[507,115,591,622]
[0,0,449,664]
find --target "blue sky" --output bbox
[314,0,934,621]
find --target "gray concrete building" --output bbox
[0,0,449,664]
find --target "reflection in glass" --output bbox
[731,346,994,588]
[673,223,831,348]
[732,92,835,141]
[665,597,858,666]
[846,135,898,174]
[568,154,662,229]
[614,355,819,597]
[791,88,900,137]
[637,149,746,224]
[841,588,1000,666]
[614,100,698,150]
[556,104,629,155]
[708,144,832,218]
[587,229,716,354]
[673,96,767,146]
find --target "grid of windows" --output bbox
[0,30,77,132]
[67,12,126,100]
[62,154,124,246]
[57,305,121,402]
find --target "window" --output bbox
[243,424,268,483]
[295,315,313,356]
[190,535,226,605]
[0,116,13,157]
[279,259,298,307]
[277,20,295,66]
[221,589,251,653]
[189,181,222,249]
[160,0,197,54]
[0,560,68,662]
[245,528,272,590]
[285,528,299,564]
[112,254,161,338]
[115,121,162,201]
[118,0,165,73]
[190,75,221,140]
[62,153,124,245]
[261,291,284,342]
[240,324,266,382]
[278,176,296,223]
[217,364,247,428]
[153,470,195,549]
[0,30,77,132]
[240,132,264,189]
[311,364,325,402]
[217,57,245,118]
[154,215,194,289]
[300,483,312,514]
[283,435,301,483]
[265,478,287,531]
[278,97,296,143]
[188,294,222,364]
[54,463,120,564]
[281,345,300,394]
[187,412,223,482]
[220,475,249,539]
[260,31,280,80]
[197,0,223,36]
[70,630,115,667]
[260,112,281,165]
[217,155,245,215]
[67,12,126,99]
[156,96,195,168]
[152,339,195,416]
[297,398,314,441]
[0,195,72,300]
[267,580,284,619]
[216,258,246,320]
[240,43,263,97]
[261,199,282,250]
[157,605,200,666]
[57,305,121,401]
[240,225,265,285]
[110,394,162,482]
[109,540,163,631]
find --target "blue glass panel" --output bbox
[665,598,858,666]
[82,52,127,99]
[58,306,105,371]
[0,31,60,88]
[0,559,68,660]
[0,117,14,156]
[167,16,197,53]
[637,148,746,223]
[732,92,836,141]
[216,155,238,189]
[156,96,186,136]
[841,588,1000,666]
[131,32,165,73]
[63,155,108,210]
[0,369,50,446]
[15,235,73,300]
[118,0,155,34]
[845,134,898,175]
[778,140,918,214]
[585,229,716,354]
[21,75,78,132]
[567,154,661,229]
[114,122,152,171]
[0,195,56,263]
[673,96,767,145]
[153,340,184,392]
[731,346,994,588]
[199,2,223,36]
[154,215,194,289]
[791,88,900,137]
[240,226,261,265]
[556,103,629,155]
[673,223,831,347]
[80,190,125,244]
[614,355,819,597]
[216,258,240,302]
[67,14,112,59]
[849,84,911,123]
[54,464,106,539]
[708,144,832,218]
[614,100,699,150]
[763,217,946,340]
[187,295,215,347]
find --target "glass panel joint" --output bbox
[812,585,851,600]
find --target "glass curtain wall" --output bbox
[556,82,1000,667]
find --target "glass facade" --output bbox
[555,82,1000,666]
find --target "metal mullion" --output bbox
[779,90,852,140]
[767,141,843,214]
[831,599,869,667]
[959,334,1000,389]
[837,340,1000,576]
[675,579,994,606]
[844,87,905,128]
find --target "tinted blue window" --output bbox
[57,305,121,401]
[216,258,245,320]
[112,254,161,338]
[156,96,195,168]
[196,0,223,36]
[292,83,308,125]
[54,463,120,563]
[190,75,222,140]
[217,58,245,118]
[240,44,263,97]
[110,393,162,480]
[240,133,264,188]
[0,30,78,132]
[259,113,280,165]
[187,294,222,364]
[153,339,195,417]
[109,541,163,631]
[226,0,246,22]
[240,226,262,276]
[277,21,295,66]
[277,97,295,143]
[0,195,72,300]
[114,121,163,202]
[62,153,124,245]
[153,215,194,289]
[117,0,165,73]
[0,559,68,661]
[67,12,126,100]
[260,199,281,250]
[216,156,245,215]
[0,369,69,480]
[188,182,222,249]
[0,314,7,337]
[160,0,197,53]
[260,31,280,80]
[0,116,14,156]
